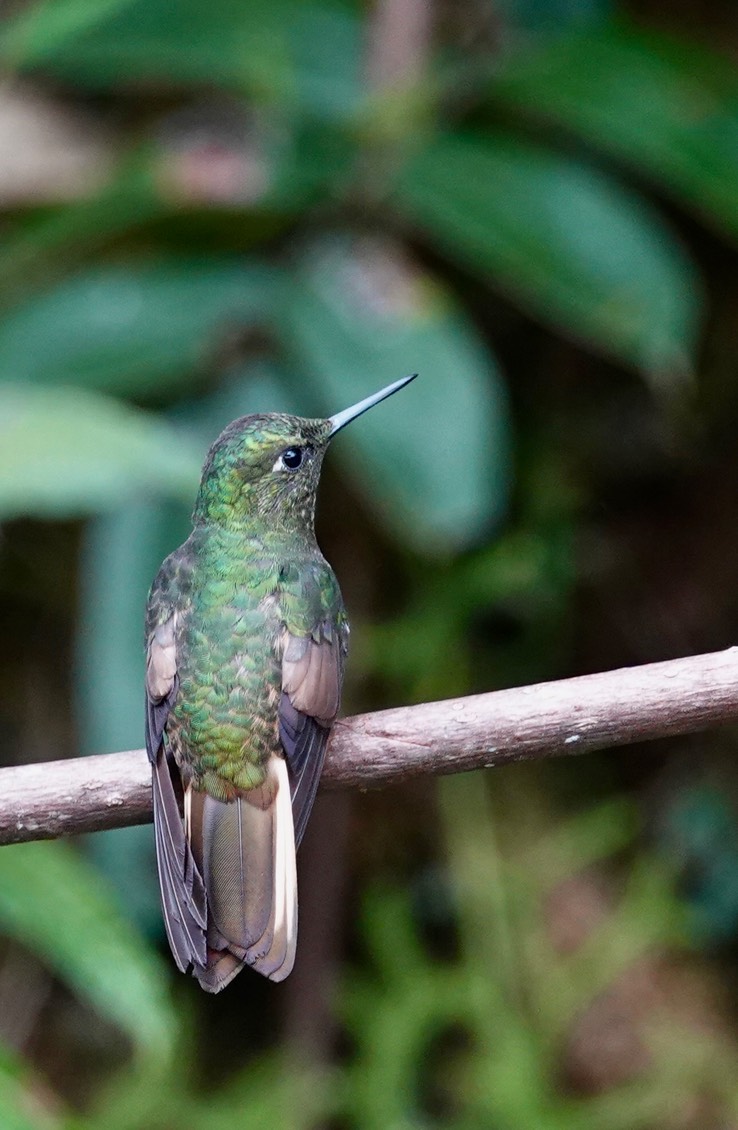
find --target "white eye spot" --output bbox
[273,446,304,472]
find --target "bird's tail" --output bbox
[186,756,297,992]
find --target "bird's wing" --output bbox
[278,569,348,848]
[145,576,207,972]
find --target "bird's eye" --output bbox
[275,446,304,472]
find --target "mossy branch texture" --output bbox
[2,647,738,846]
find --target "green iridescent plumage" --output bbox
[145,376,415,991]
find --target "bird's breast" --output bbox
[168,574,284,800]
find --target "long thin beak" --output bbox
[328,373,417,437]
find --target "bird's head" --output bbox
[192,374,416,537]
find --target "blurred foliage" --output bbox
[396,132,699,377]
[2,0,738,1126]
[0,841,176,1061]
[337,779,709,1130]
[491,21,738,241]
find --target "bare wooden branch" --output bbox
[2,647,738,846]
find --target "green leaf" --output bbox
[491,21,738,242]
[0,840,177,1060]
[0,159,171,308]
[0,385,202,518]
[0,259,280,397]
[3,0,363,123]
[0,129,336,307]
[0,1046,60,1130]
[394,132,701,377]
[0,0,132,71]
[279,235,511,550]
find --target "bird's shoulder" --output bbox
[276,552,348,648]
[145,538,196,636]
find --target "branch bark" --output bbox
[2,647,738,846]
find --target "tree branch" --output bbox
[2,647,738,846]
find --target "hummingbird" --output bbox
[145,373,416,991]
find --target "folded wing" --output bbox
[145,615,207,973]
[280,626,346,848]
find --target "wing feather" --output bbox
[279,625,346,848]
[145,612,207,972]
